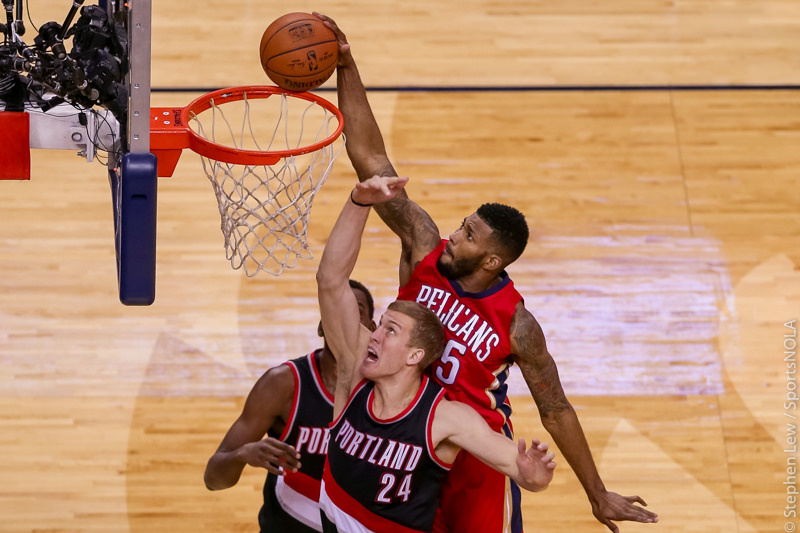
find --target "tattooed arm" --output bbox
[511,302,658,532]
[317,12,441,283]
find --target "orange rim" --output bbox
[181,86,343,165]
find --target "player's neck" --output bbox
[453,270,503,294]
[371,372,423,420]
[317,346,338,395]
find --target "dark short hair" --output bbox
[476,203,529,263]
[387,300,445,370]
[349,279,374,319]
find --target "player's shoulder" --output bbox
[265,359,299,379]
[431,398,489,450]
[434,398,480,422]
[510,302,549,360]
[511,300,543,334]
[250,360,298,399]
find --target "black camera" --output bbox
[0,0,127,119]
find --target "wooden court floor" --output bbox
[1,1,799,532]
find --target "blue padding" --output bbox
[113,152,158,306]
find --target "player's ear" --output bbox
[483,253,503,272]
[408,348,425,366]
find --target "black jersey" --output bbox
[259,350,334,532]
[320,376,452,533]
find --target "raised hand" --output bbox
[312,12,352,67]
[351,175,409,206]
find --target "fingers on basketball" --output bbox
[259,12,339,92]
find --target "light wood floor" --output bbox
[1,1,799,532]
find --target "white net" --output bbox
[188,90,344,276]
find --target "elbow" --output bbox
[203,463,233,491]
[315,266,337,293]
[540,404,575,431]
[316,268,346,312]
[203,471,219,491]
[204,473,232,492]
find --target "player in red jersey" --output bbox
[204,279,375,533]
[316,175,556,533]
[314,12,659,533]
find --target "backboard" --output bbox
[0,0,157,305]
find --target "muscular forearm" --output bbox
[336,60,397,181]
[334,41,439,274]
[316,194,370,370]
[317,195,370,290]
[541,407,606,499]
[204,451,246,491]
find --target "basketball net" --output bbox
[188,91,344,276]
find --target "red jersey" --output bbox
[398,240,523,432]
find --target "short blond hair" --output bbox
[387,300,445,370]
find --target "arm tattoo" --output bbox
[373,196,440,252]
[512,310,572,419]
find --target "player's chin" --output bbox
[435,256,454,276]
[359,358,381,379]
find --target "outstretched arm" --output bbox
[511,303,658,532]
[433,400,556,492]
[314,12,441,283]
[316,175,410,414]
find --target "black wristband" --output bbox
[350,190,373,208]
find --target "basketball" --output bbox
[259,12,339,92]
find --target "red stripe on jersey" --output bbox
[321,469,430,533]
[309,349,335,404]
[278,358,303,441]
[283,470,322,502]
[426,389,454,470]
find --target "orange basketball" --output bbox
[259,13,339,92]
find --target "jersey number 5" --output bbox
[435,339,465,385]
